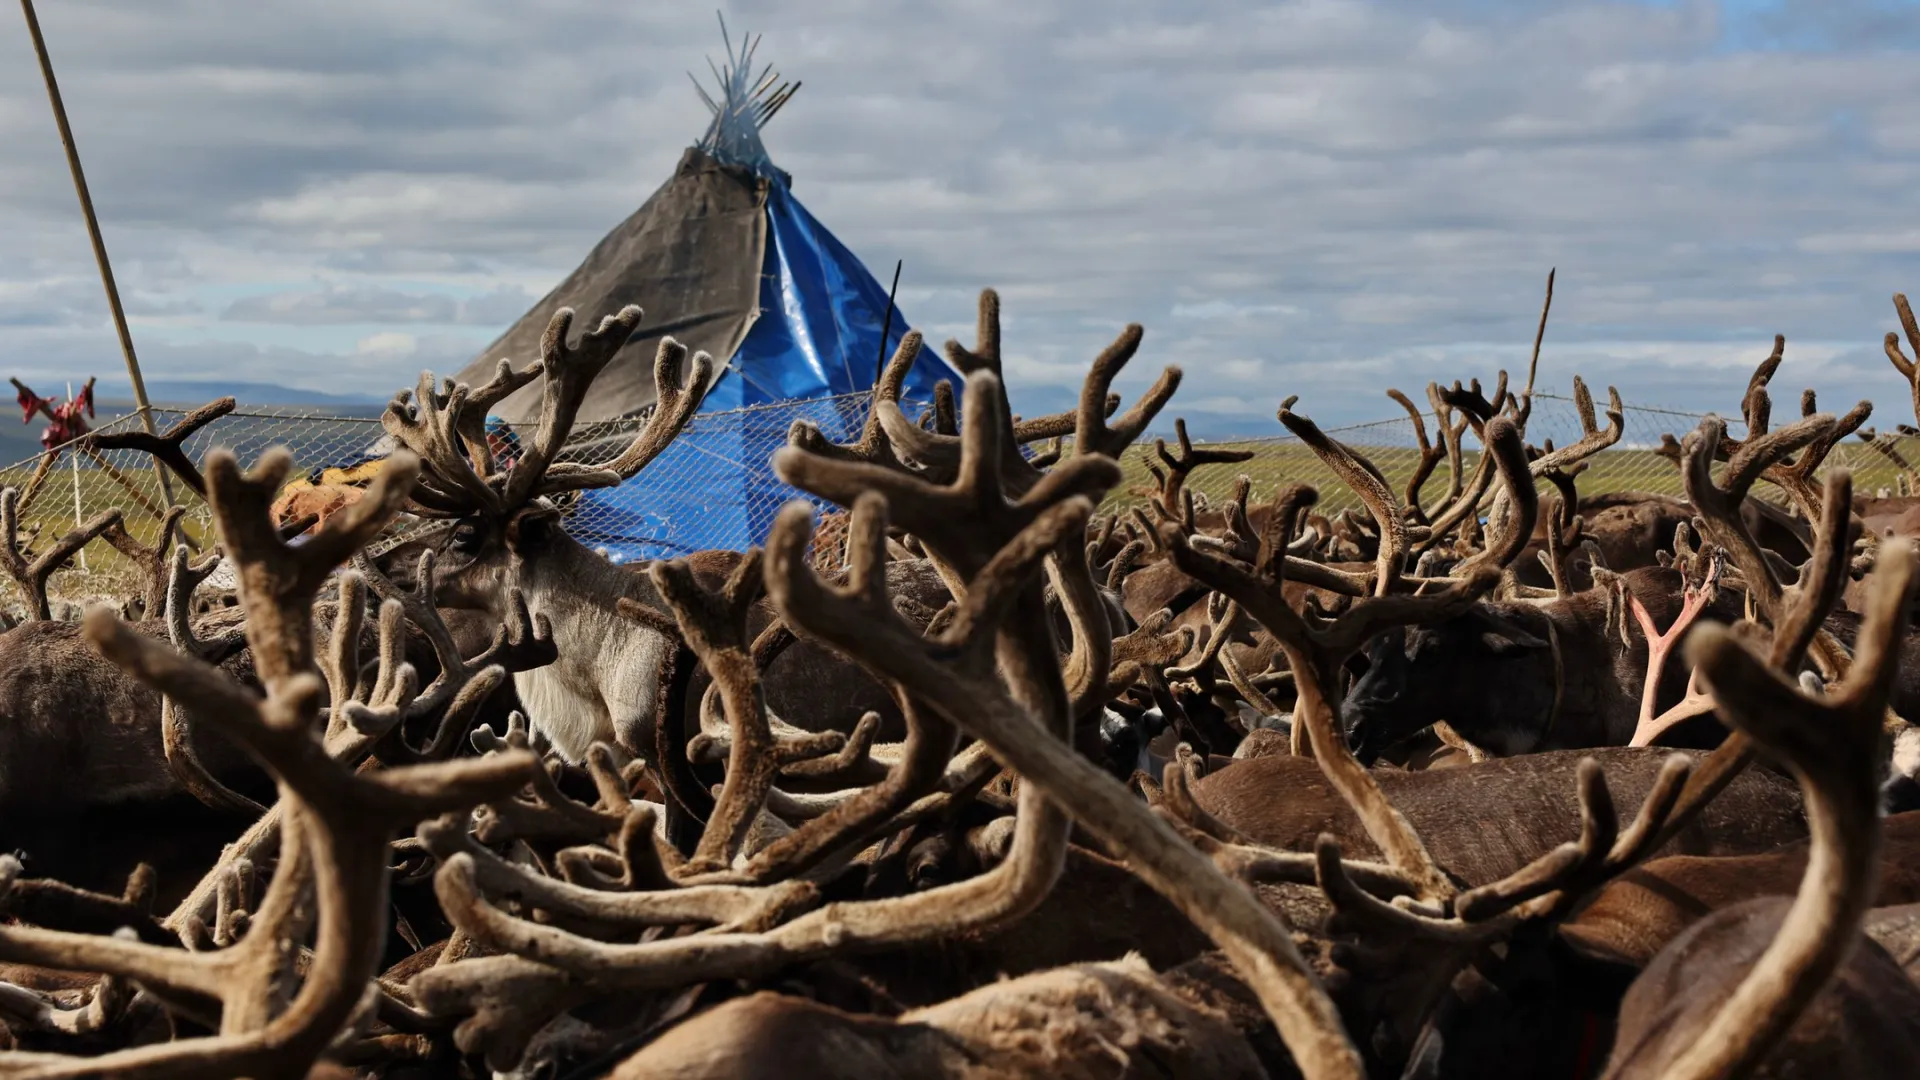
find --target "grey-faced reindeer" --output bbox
[379,304,951,778]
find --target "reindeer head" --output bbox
[380,305,712,614]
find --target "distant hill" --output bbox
[112,380,390,410]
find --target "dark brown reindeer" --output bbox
[0,482,269,819]
[1268,470,1873,1078]
[1337,389,1913,763]
[0,390,544,828]
[1601,538,1920,1079]
[0,398,259,811]
[0,445,542,1078]
[1339,562,1737,762]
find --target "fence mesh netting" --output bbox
[4,387,1913,618]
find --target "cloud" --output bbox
[0,1,1917,438]
[220,283,535,325]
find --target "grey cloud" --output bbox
[4,322,486,403]
[219,284,534,326]
[2,1,1919,438]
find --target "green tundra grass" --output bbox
[1106,436,1917,517]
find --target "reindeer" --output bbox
[0,445,542,1077]
[377,305,971,783]
[1256,470,1904,1077]
[1600,537,1920,1078]
[0,479,267,816]
[1342,347,1920,765]
[1339,562,1741,761]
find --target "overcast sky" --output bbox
[2,0,1918,436]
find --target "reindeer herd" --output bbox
[0,287,1917,1078]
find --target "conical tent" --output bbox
[449,24,957,560]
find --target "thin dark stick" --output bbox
[875,259,903,384]
[19,0,175,507]
[1524,267,1556,401]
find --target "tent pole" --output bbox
[19,0,176,508]
[875,259,902,384]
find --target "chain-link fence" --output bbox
[5,387,1914,617]
[517,391,935,566]
[0,390,932,616]
[0,404,387,613]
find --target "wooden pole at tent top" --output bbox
[875,259,902,385]
[19,0,176,507]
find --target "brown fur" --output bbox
[613,956,1268,1080]
[1603,897,1920,1079]
[269,484,364,531]
[1856,493,1920,540]
[1343,566,1920,761]
[1511,492,1692,591]
[1342,566,1742,761]
[1192,748,1805,886]
[1560,811,1920,967]
[0,616,264,812]
[850,845,1216,1008]
[1863,902,1920,981]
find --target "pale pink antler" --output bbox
[1627,550,1725,747]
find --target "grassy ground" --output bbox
[1106,436,1920,516]
[0,458,218,611]
[1108,442,1688,515]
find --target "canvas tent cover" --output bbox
[452,146,759,425]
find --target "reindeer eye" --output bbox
[450,520,485,554]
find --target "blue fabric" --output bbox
[571,175,960,562]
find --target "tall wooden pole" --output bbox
[19,0,175,506]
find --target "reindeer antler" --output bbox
[0,442,537,1079]
[789,330,929,475]
[1150,418,1254,525]
[761,487,1367,1078]
[1529,376,1624,475]
[99,505,188,617]
[542,337,714,494]
[1278,404,1417,596]
[1887,292,1920,434]
[1657,535,1914,1080]
[384,305,714,521]
[81,396,236,498]
[1159,418,1518,904]
[0,487,122,622]
[1387,388,1447,523]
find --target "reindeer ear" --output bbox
[507,504,562,554]
[1466,607,1550,655]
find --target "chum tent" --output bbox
[448,21,958,561]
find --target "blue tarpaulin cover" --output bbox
[566,175,958,562]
